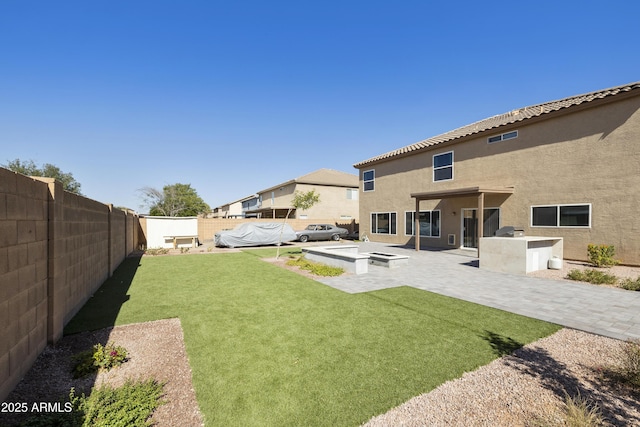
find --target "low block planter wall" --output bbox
[302,245,370,274]
[363,252,410,268]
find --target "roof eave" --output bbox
[354,81,640,169]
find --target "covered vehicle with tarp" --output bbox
[214,222,297,248]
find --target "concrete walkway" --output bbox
[314,242,640,341]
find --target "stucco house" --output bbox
[354,81,640,265]
[211,194,258,218]
[241,168,359,221]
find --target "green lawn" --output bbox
[66,250,560,426]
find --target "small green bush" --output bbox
[587,244,619,267]
[566,269,618,285]
[286,256,344,276]
[72,349,97,378]
[93,343,127,370]
[80,379,165,427]
[19,389,84,427]
[618,339,640,387]
[619,277,640,291]
[72,343,128,378]
[25,380,165,427]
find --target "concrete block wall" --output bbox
[109,206,126,276]
[0,168,141,401]
[0,169,49,403]
[125,211,140,254]
[52,188,111,335]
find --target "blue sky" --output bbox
[1,1,638,211]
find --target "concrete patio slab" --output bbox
[313,242,640,341]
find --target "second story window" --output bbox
[363,169,375,192]
[488,130,518,143]
[433,151,453,182]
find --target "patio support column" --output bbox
[477,192,484,258]
[415,197,421,251]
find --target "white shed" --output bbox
[145,216,198,249]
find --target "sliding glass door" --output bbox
[462,208,500,248]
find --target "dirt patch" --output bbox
[2,318,203,427]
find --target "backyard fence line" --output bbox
[0,167,143,401]
[195,217,358,243]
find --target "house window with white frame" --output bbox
[346,188,358,200]
[531,204,591,227]
[363,170,375,192]
[371,212,396,234]
[433,151,453,181]
[488,130,518,143]
[405,210,441,237]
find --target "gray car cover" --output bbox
[215,222,297,248]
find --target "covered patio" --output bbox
[411,186,515,253]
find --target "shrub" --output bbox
[93,343,128,370]
[19,389,85,427]
[617,339,640,387]
[21,380,164,427]
[563,392,605,427]
[587,244,619,267]
[145,247,169,256]
[72,349,97,378]
[80,379,165,427]
[286,256,344,276]
[72,343,128,378]
[619,277,640,291]
[566,269,618,285]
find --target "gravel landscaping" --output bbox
[6,320,639,426]
[2,318,203,427]
[364,328,640,426]
[529,259,640,285]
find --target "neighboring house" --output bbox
[243,168,359,221]
[211,194,258,218]
[353,81,640,265]
[241,195,261,217]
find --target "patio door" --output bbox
[462,208,500,249]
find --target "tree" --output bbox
[139,183,210,217]
[3,158,82,194]
[276,190,320,259]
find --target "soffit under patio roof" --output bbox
[411,186,515,201]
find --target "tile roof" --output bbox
[257,168,358,194]
[294,168,359,187]
[354,81,640,168]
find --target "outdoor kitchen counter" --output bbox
[479,236,563,275]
